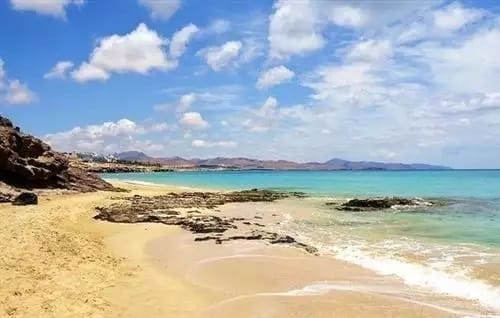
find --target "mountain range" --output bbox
[103,151,450,171]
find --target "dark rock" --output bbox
[0,115,117,194]
[12,192,38,205]
[335,197,438,211]
[94,191,317,254]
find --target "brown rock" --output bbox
[0,115,118,198]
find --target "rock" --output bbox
[335,197,440,211]
[12,192,38,205]
[94,190,318,254]
[0,192,13,203]
[0,115,118,195]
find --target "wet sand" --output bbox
[0,181,490,317]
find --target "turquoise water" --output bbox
[103,170,500,246]
[103,170,500,312]
[103,169,500,198]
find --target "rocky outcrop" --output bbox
[330,197,441,211]
[0,116,117,202]
[94,190,317,254]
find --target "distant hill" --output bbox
[108,153,450,171]
[113,151,152,162]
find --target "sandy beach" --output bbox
[0,181,489,317]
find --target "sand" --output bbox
[0,181,488,317]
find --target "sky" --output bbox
[1,0,500,168]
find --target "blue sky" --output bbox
[1,0,500,168]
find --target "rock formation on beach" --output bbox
[94,189,317,254]
[328,197,443,211]
[0,116,117,203]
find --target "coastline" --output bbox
[0,180,494,317]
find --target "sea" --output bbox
[103,170,500,314]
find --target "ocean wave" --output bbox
[329,245,500,312]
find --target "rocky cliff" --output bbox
[0,116,116,202]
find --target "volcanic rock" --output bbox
[334,197,438,211]
[0,115,117,202]
[94,190,318,254]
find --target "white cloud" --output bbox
[433,2,484,32]
[44,118,168,154]
[257,65,295,90]
[416,28,500,94]
[328,5,368,28]
[180,112,209,129]
[197,41,242,71]
[0,59,37,105]
[191,139,237,148]
[268,0,324,59]
[304,62,378,101]
[169,24,199,59]
[44,61,74,79]
[347,39,393,62]
[191,139,208,148]
[138,0,180,20]
[9,0,85,18]
[5,80,37,105]
[268,0,438,59]
[243,97,279,132]
[72,23,176,82]
[71,63,110,82]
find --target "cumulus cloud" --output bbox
[180,112,209,129]
[9,0,85,18]
[138,0,181,20]
[5,80,37,105]
[268,0,324,59]
[197,41,242,71]
[44,61,74,79]
[191,139,237,148]
[257,65,295,90]
[0,58,37,105]
[72,23,176,82]
[169,24,199,59]
[268,0,436,59]
[44,118,168,154]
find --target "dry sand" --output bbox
[0,181,486,317]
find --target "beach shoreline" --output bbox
[0,180,494,317]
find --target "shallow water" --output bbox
[104,170,500,314]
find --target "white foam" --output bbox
[330,245,500,313]
[204,281,491,317]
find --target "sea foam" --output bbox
[329,245,500,313]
